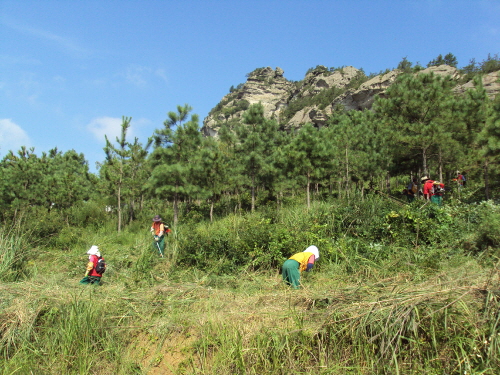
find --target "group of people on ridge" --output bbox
[79,215,172,285]
[80,215,320,289]
[404,172,467,205]
[421,176,445,206]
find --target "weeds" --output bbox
[0,220,31,281]
[1,199,500,374]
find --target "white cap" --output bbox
[304,245,319,259]
[87,245,101,257]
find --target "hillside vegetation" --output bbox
[1,192,500,374]
[1,54,500,374]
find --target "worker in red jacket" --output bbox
[421,176,434,200]
[79,245,104,285]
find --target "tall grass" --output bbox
[0,287,138,374]
[0,220,31,281]
[182,263,500,375]
[1,198,500,374]
[1,260,499,374]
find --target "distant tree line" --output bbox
[1,57,500,236]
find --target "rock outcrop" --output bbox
[286,105,329,130]
[283,66,361,130]
[333,69,401,112]
[454,70,500,99]
[201,64,499,137]
[420,65,461,79]
[239,67,293,118]
[333,65,461,112]
[300,66,360,97]
[202,67,294,136]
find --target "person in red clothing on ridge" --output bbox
[79,245,104,285]
[421,176,434,201]
[456,171,466,189]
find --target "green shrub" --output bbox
[473,201,500,249]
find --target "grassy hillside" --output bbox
[1,191,500,374]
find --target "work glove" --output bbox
[85,262,93,276]
[154,236,159,242]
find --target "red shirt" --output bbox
[88,254,102,277]
[423,180,434,198]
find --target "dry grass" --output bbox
[1,257,499,374]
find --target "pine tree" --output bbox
[218,122,245,210]
[234,103,279,212]
[373,72,456,179]
[148,105,202,224]
[0,147,93,225]
[101,117,150,231]
[0,147,44,212]
[193,136,228,221]
[326,110,390,196]
[44,149,93,211]
[444,77,490,187]
[478,98,500,199]
[285,123,330,208]
[397,56,412,73]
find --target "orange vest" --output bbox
[151,222,165,236]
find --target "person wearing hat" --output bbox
[150,215,171,257]
[282,245,319,289]
[421,176,434,201]
[79,245,104,285]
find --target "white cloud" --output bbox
[0,54,41,66]
[0,119,32,153]
[121,65,169,88]
[86,117,136,143]
[124,65,152,87]
[155,68,169,85]
[1,19,91,58]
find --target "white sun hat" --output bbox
[87,245,101,257]
[304,245,319,259]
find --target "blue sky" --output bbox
[1,0,499,172]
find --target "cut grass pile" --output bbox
[1,255,499,374]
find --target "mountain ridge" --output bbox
[202,64,500,136]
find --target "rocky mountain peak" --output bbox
[247,66,285,80]
[201,63,500,137]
